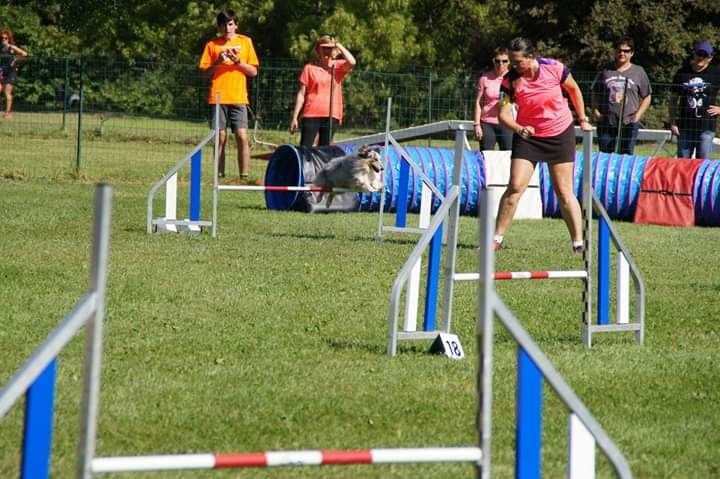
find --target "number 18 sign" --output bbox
[428,333,465,360]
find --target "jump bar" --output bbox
[454,271,588,281]
[92,447,482,473]
[218,185,356,193]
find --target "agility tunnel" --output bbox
[264,144,486,215]
[264,145,720,226]
[540,154,720,226]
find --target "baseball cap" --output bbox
[694,40,714,57]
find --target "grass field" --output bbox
[1,125,719,478]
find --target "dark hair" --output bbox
[216,10,239,26]
[509,37,534,57]
[493,46,509,57]
[615,37,635,51]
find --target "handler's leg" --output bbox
[548,161,582,243]
[217,129,228,176]
[235,127,250,177]
[494,158,535,238]
[3,83,14,117]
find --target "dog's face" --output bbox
[360,150,384,192]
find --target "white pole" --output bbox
[568,413,595,479]
[616,253,630,324]
[403,183,432,331]
[376,97,392,241]
[161,173,178,233]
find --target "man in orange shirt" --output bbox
[199,10,259,180]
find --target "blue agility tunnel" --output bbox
[694,159,720,226]
[539,153,649,222]
[264,144,486,215]
[265,145,720,225]
[540,153,720,225]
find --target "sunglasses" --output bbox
[617,48,633,54]
[694,50,710,58]
[493,59,509,64]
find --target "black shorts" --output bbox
[512,123,575,164]
[0,66,18,86]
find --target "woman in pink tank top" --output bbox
[492,37,593,253]
[473,47,513,150]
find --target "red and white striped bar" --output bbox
[92,447,482,473]
[217,185,356,193]
[454,270,588,281]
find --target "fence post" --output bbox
[427,70,433,147]
[62,58,69,131]
[75,59,84,172]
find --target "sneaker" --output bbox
[572,244,584,254]
[493,240,503,251]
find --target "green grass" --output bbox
[1,126,719,478]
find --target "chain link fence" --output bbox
[0,56,713,180]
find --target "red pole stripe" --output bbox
[528,272,550,279]
[494,272,550,280]
[322,450,373,464]
[214,453,268,468]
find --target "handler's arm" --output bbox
[634,94,652,123]
[562,74,592,131]
[334,42,356,68]
[289,84,307,133]
[498,95,523,134]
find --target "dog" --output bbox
[312,145,384,207]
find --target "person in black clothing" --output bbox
[0,29,28,119]
[668,40,720,160]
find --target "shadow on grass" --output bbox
[235,204,270,211]
[324,337,387,355]
[325,337,446,358]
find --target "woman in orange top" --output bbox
[290,34,356,146]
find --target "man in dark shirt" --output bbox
[669,40,720,160]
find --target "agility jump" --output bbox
[381,122,646,354]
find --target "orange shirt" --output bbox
[299,59,352,122]
[199,34,259,105]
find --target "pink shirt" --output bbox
[477,71,505,124]
[501,58,573,137]
[299,59,352,122]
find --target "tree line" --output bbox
[2,0,718,81]
[1,0,718,133]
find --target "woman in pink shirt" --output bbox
[493,37,593,253]
[473,47,513,150]
[290,34,356,146]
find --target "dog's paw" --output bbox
[325,193,335,208]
